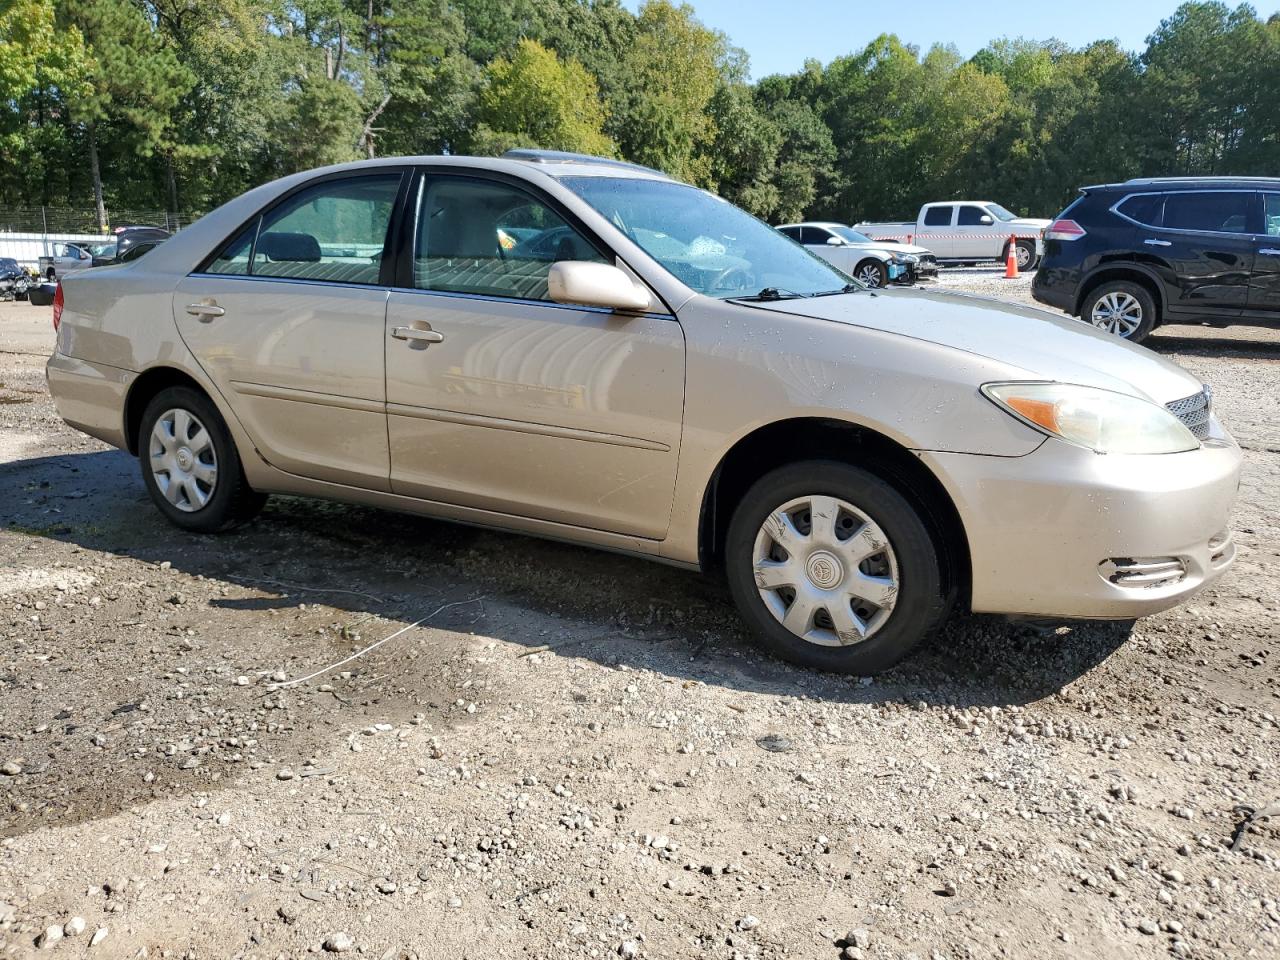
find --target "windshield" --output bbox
[985,204,1019,222]
[88,242,117,258]
[831,226,875,244]
[562,176,854,298]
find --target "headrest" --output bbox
[258,232,321,262]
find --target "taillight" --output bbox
[52,282,64,331]
[1045,219,1086,241]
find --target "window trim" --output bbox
[1109,189,1259,238]
[194,167,412,284]
[399,167,616,302]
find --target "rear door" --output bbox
[1248,192,1280,318]
[1152,190,1254,319]
[383,171,685,539]
[919,205,955,257]
[173,169,406,491]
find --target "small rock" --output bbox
[375,879,397,895]
[36,926,63,949]
[737,915,760,932]
[618,940,641,958]
[105,877,129,896]
[323,932,354,953]
[1,761,21,776]
[845,928,871,949]
[90,927,109,947]
[1137,919,1158,935]
[756,734,792,753]
[277,769,295,781]
[64,917,86,937]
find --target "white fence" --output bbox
[0,232,109,271]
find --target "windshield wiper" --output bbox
[810,284,864,297]
[731,286,806,302]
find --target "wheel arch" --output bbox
[697,416,971,609]
[123,366,212,456]
[1074,265,1164,323]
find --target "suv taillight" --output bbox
[52,282,64,331]
[1045,219,1086,241]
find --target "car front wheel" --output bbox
[1082,280,1157,342]
[853,259,888,289]
[725,461,951,674]
[139,386,266,532]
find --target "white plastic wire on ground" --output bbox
[269,595,486,691]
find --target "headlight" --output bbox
[982,382,1200,454]
[891,253,919,264]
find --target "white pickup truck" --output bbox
[855,201,1050,270]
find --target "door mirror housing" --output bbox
[825,236,844,246]
[979,214,994,225]
[548,261,652,312]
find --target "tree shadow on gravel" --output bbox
[4,449,1133,717]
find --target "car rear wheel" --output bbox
[724,461,951,674]
[854,259,888,289]
[1082,280,1157,342]
[139,386,266,532]
[1002,239,1037,271]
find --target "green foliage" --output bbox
[0,0,1277,228]
[473,38,615,156]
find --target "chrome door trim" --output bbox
[1109,189,1258,238]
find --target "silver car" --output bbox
[45,150,1240,674]
[777,221,939,287]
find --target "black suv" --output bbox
[1033,177,1280,341]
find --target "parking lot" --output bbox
[1,269,1277,959]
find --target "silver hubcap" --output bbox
[149,408,217,512]
[1090,291,1143,337]
[857,263,883,288]
[1015,244,1032,268]
[752,495,899,647]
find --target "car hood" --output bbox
[849,242,933,257]
[747,287,1204,405]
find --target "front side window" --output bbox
[957,206,990,226]
[414,176,607,301]
[799,226,834,245]
[1162,191,1252,234]
[1264,194,1280,237]
[563,176,853,298]
[206,174,401,283]
[923,206,953,227]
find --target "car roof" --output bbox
[284,152,675,184]
[1085,176,1280,192]
[776,221,851,230]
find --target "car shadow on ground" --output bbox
[1145,327,1280,360]
[2,450,1134,715]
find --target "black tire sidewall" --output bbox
[1084,281,1157,342]
[856,259,887,288]
[724,461,949,674]
[1015,240,1037,270]
[139,386,255,533]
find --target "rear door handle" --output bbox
[1259,248,1280,256]
[185,301,225,320]
[1143,238,1172,247]
[391,326,444,344]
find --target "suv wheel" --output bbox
[724,462,951,674]
[1082,280,1156,341]
[139,386,266,532]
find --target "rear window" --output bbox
[1162,191,1252,234]
[923,206,952,226]
[1116,194,1163,226]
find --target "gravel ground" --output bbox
[0,272,1277,960]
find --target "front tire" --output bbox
[725,462,951,674]
[139,386,266,532]
[853,259,888,289]
[1081,280,1157,342]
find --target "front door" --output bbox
[955,204,1003,259]
[173,170,405,490]
[1248,192,1280,318]
[384,172,686,540]
[1153,190,1255,320]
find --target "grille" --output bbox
[1166,388,1211,441]
[1100,557,1187,589]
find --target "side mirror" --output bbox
[979,214,994,225]
[825,236,844,246]
[548,261,652,312]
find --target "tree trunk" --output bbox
[87,121,107,233]
[166,153,180,216]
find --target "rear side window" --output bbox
[1116,194,1163,226]
[1162,191,1252,234]
[1264,194,1280,236]
[956,206,988,226]
[414,176,607,302]
[777,226,801,241]
[923,206,953,226]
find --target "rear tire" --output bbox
[1081,280,1157,342]
[1002,239,1037,271]
[138,386,266,533]
[724,461,951,674]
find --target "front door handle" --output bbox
[1143,238,1172,247]
[1259,248,1280,256]
[391,326,444,344]
[185,300,225,320]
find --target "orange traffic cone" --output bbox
[1004,235,1019,279]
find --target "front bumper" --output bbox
[921,420,1241,619]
